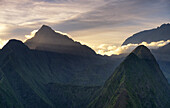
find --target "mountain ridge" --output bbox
[152,43,170,83]
[0,38,121,108]
[88,45,170,108]
[25,25,96,56]
[122,23,170,45]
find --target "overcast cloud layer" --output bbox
[0,0,170,55]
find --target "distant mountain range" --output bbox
[122,23,170,45]
[0,27,122,108]
[0,24,170,108]
[89,45,170,108]
[25,25,96,56]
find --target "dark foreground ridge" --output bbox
[0,38,121,108]
[88,45,170,108]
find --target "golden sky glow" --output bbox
[0,0,170,55]
[23,29,170,55]
[0,24,7,34]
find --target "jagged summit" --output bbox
[132,45,155,60]
[2,39,29,51]
[25,25,96,56]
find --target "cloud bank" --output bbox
[95,40,170,56]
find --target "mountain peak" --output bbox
[40,25,53,30]
[2,39,29,51]
[89,45,170,108]
[132,45,154,60]
[37,25,56,36]
[25,25,96,56]
[42,25,50,28]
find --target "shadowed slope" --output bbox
[89,45,170,108]
[25,25,96,56]
[0,39,120,108]
[152,43,170,83]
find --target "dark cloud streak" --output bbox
[53,0,170,33]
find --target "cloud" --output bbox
[0,0,169,48]
[0,0,106,26]
[95,40,170,56]
[25,30,38,39]
[53,0,170,32]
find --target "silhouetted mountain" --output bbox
[2,24,169,108]
[121,23,170,83]
[0,39,120,108]
[89,45,170,108]
[3,39,29,51]
[122,23,170,45]
[25,25,96,56]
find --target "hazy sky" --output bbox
[0,0,170,54]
